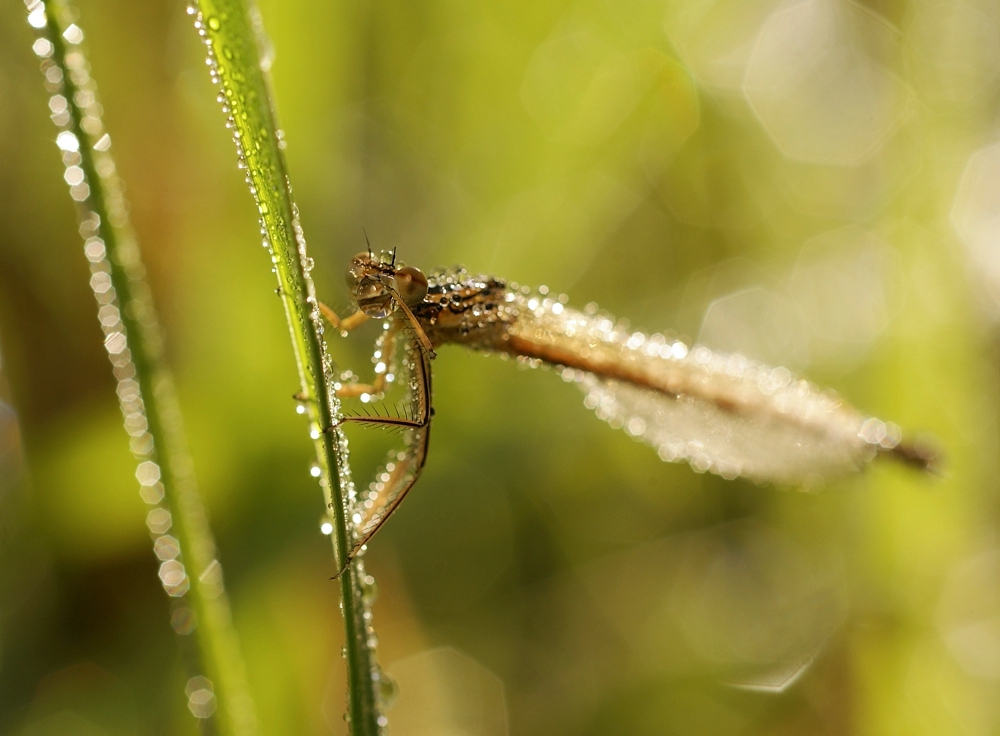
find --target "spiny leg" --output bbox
[332,345,432,578]
[335,338,430,431]
[348,421,430,560]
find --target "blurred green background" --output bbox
[2,0,999,733]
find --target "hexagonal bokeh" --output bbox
[575,521,848,689]
[521,29,698,150]
[698,286,810,369]
[952,142,1000,316]
[786,225,900,370]
[907,2,1000,102]
[385,647,508,736]
[670,523,847,675]
[664,0,787,90]
[521,31,638,146]
[743,0,911,166]
[937,548,1000,680]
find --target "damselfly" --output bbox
[323,250,934,565]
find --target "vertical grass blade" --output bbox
[25,2,258,734]
[187,1,386,732]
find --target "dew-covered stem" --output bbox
[26,2,257,734]
[188,1,385,733]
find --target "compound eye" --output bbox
[352,277,393,318]
[395,266,428,307]
[346,252,374,288]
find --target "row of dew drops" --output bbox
[26,2,257,732]
[188,3,395,729]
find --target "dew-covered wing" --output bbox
[505,298,898,486]
[348,324,432,555]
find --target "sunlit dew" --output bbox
[28,0,186,599]
[190,0,385,727]
[28,2,257,732]
[504,284,895,485]
[185,676,217,719]
[171,605,198,635]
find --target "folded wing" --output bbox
[505,297,918,486]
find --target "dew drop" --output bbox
[359,573,379,605]
[376,669,398,709]
[27,6,46,29]
[31,38,52,56]
[62,23,83,44]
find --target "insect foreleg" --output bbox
[333,320,403,400]
[331,346,433,578]
[319,302,369,334]
[334,337,428,425]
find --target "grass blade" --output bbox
[26,1,258,733]
[187,1,387,732]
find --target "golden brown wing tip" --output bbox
[885,438,942,476]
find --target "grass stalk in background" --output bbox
[188,1,386,732]
[26,2,258,734]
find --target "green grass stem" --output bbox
[188,1,385,733]
[28,2,258,734]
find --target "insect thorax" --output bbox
[412,267,517,349]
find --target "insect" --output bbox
[323,250,935,567]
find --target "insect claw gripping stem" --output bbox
[331,557,351,582]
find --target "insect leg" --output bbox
[318,302,397,399]
[332,343,433,577]
[294,304,375,405]
[335,330,428,428]
[334,320,402,400]
[319,302,369,334]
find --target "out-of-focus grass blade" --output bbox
[26,1,258,734]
